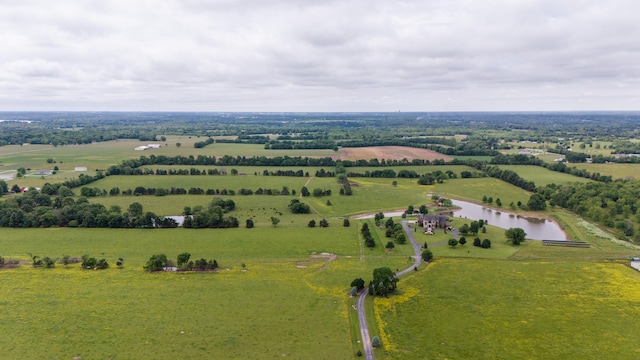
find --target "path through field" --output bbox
[356,220,447,358]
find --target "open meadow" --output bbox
[495,165,592,186]
[571,163,640,180]
[375,258,640,360]
[2,141,640,359]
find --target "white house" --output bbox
[147,144,161,148]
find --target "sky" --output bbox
[1,0,639,112]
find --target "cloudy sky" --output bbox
[1,0,639,112]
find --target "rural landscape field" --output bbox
[1,112,640,359]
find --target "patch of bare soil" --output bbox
[296,252,337,270]
[339,146,452,162]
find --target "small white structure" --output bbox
[74,167,87,172]
[134,144,161,151]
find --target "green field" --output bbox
[376,258,640,359]
[571,163,640,180]
[3,141,640,359]
[433,177,531,207]
[496,165,592,186]
[0,226,412,359]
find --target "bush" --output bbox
[350,278,365,290]
[81,255,97,269]
[343,218,350,227]
[421,249,433,262]
[144,254,169,271]
[481,239,492,248]
[372,336,381,348]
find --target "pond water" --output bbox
[450,199,567,240]
[353,201,568,241]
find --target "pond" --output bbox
[450,199,567,240]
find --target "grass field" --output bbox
[375,258,640,360]
[496,165,592,186]
[433,177,532,207]
[0,226,413,359]
[4,140,640,358]
[570,163,640,180]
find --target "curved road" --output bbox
[356,220,425,359]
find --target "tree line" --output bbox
[537,180,639,241]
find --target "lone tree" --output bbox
[459,237,467,246]
[448,238,458,247]
[270,217,280,227]
[372,267,398,296]
[421,249,433,262]
[343,218,350,227]
[505,227,527,245]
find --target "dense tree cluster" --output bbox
[193,137,214,148]
[144,253,221,272]
[538,180,640,241]
[417,170,457,185]
[371,267,398,296]
[382,217,406,244]
[288,199,311,214]
[182,200,239,229]
[264,139,338,151]
[0,191,241,229]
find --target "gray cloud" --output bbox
[0,0,639,111]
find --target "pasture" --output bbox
[572,163,640,180]
[0,226,415,359]
[495,165,592,186]
[375,258,640,360]
[433,177,532,207]
[3,140,640,358]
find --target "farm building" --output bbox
[134,144,162,151]
[74,167,87,172]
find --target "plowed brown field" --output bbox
[338,146,452,161]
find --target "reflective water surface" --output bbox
[450,199,567,240]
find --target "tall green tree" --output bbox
[527,193,547,211]
[372,267,398,296]
[505,228,526,245]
